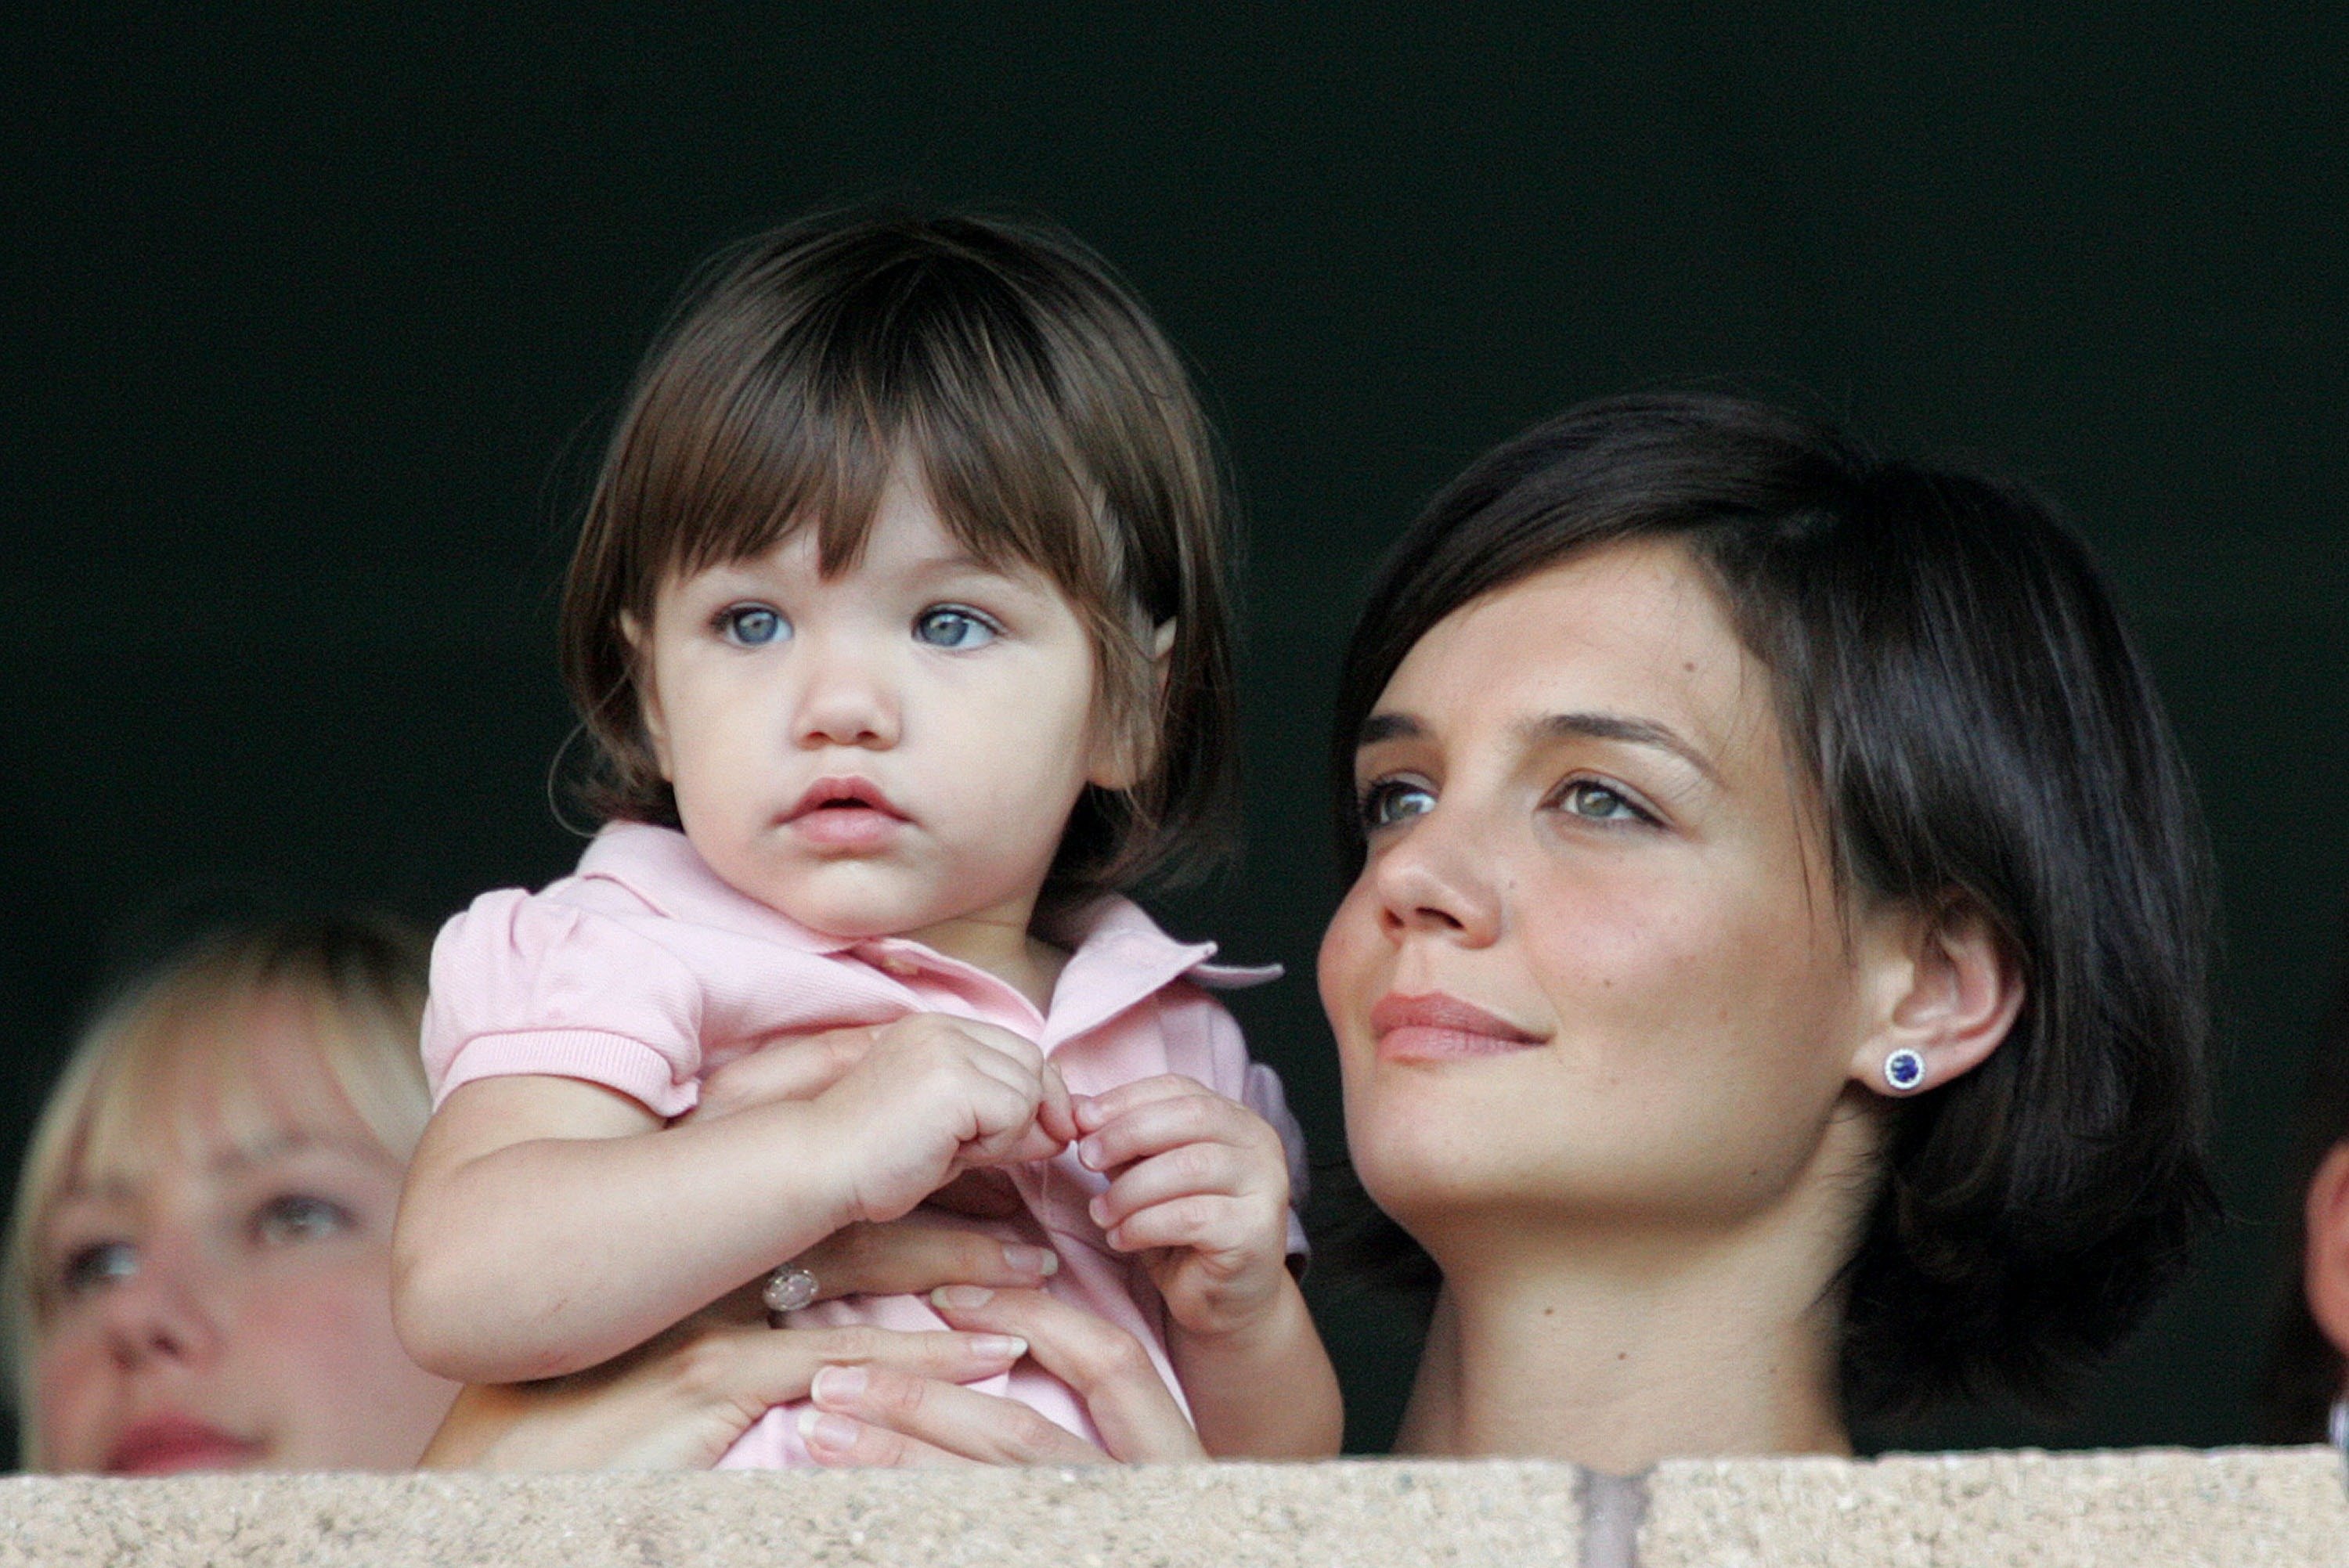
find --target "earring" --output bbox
[1883,1047,1927,1094]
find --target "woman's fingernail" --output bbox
[810,1364,868,1402]
[971,1334,1029,1361]
[932,1285,994,1310]
[1001,1244,1059,1277]
[797,1407,861,1454]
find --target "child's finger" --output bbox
[1088,1141,1250,1233]
[1070,1073,1211,1135]
[1037,1059,1080,1146]
[1078,1090,1269,1176]
[1100,1193,1250,1259]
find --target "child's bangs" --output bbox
[652,275,1123,620]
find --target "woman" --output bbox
[771,392,2219,1469]
[4,914,1048,1472]
[2259,932,2349,1444]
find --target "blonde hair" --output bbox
[2,916,430,1465]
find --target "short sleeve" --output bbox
[420,888,710,1118]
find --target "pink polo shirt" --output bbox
[421,822,1305,1468]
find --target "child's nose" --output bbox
[794,643,901,749]
[96,1239,227,1372]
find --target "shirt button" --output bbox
[879,954,920,978]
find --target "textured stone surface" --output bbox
[0,1462,1582,1567]
[0,1450,2335,1566]
[1642,1447,2349,1567]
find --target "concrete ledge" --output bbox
[0,1449,2337,1567]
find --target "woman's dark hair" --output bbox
[1331,392,2219,1418]
[2257,929,2349,1441]
[562,210,1239,904]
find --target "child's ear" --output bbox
[619,611,675,781]
[1086,620,1178,793]
[1847,895,2024,1097]
[2304,1141,2349,1379]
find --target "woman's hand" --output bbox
[796,1287,1206,1467]
[419,1284,1028,1470]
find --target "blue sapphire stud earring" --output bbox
[1883,1047,1926,1094]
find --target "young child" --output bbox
[391,214,1340,1465]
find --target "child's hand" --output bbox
[815,1015,1077,1227]
[1073,1076,1294,1341]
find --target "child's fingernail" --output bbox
[931,1285,994,1310]
[810,1364,867,1402]
[1078,1137,1103,1169]
[1001,1244,1059,1277]
[971,1334,1029,1361]
[1088,1195,1110,1227]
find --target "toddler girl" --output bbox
[390,214,1340,1465]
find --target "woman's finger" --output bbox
[796,1407,982,1469]
[792,1215,1060,1300]
[806,1363,1108,1466]
[925,1287,1205,1462]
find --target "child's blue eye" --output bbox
[914,606,998,650]
[720,605,788,646]
[1359,777,1435,830]
[251,1193,355,1248]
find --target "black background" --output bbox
[6,5,2347,1462]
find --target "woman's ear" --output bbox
[1086,620,1178,793]
[619,611,674,781]
[1849,897,2026,1097]
[2304,1142,2349,1372]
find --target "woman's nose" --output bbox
[792,638,901,749]
[1371,805,1502,947]
[96,1245,225,1371]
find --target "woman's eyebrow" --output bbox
[1521,712,1720,784]
[1356,712,1422,748]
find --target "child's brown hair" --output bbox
[561,211,1239,903]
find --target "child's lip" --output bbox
[783,776,909,823]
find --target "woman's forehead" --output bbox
[1373,541,1769,761]
[67,997,386,1188]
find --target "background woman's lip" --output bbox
[105,1415,265,1476]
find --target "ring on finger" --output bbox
[763,1261,819,1314]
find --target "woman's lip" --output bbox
[1369,992,1546,1061]
[104,1415,265,1476]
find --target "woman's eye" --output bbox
[718,605,788,646]
[914,606,998,650]
[251,1194,355,1248]
[1359,777,1436,830]
[1553,780,1648,823]
[57,1240,137,1299]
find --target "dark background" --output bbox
[6,5,2346,1463]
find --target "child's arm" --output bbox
[392,1015,1074,1385]
[1076,1077,1343,1458]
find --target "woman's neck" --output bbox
[1392,1131,1871,1470]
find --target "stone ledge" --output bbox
[0,1449,2336,1567]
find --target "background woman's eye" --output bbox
[58,1240,137,1299]
[1557,780,1644,821]
[1359,777,1436,829]
[914,606,996,649]
[720,605,787,646]
[251,1194,355,1248]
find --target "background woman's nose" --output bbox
[96,1245,224,1370]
